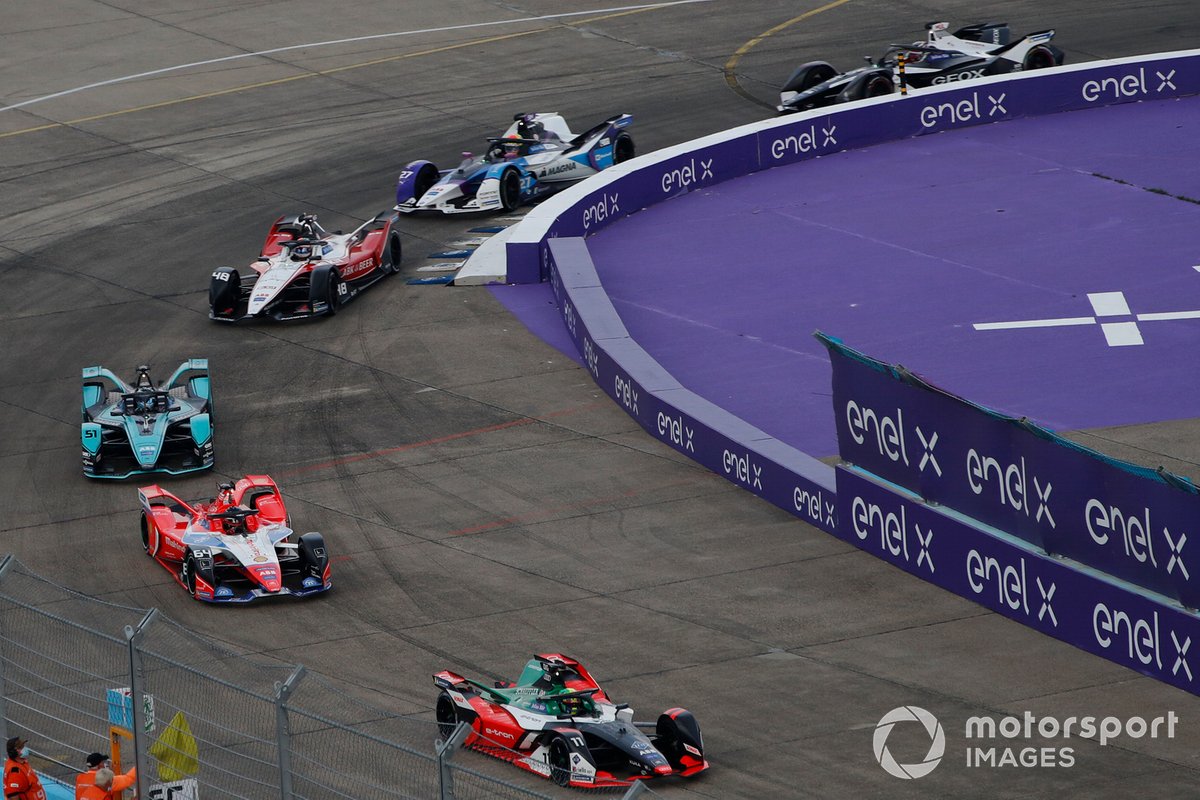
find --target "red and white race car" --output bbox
[209,212,402,322]
[138,476,331,603]
[434,654,708,788]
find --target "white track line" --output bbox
[1,1,713,113]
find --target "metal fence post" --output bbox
[435,722,471,800]
[125,608,158,800]
[274,664,306,800]
[0,555,14,745]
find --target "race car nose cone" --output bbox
[653,763,673,776]
[251,565,281,592]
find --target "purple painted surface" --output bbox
[488,282,583,366]
[585,97,1200,457]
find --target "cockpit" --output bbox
[119,392,172,416]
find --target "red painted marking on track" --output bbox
[278,401,606,477]
[279,418,536,476]
[446,478,703,536]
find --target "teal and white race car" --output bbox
[81,360,214,479]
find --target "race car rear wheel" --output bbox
[614,133,635,164]
[382,232,403,276]
[499,168,522,212]
[139,512,154,555]
[1023,45,1057,71]
[863,74,894,98]
[436,691,459,740]
[782,61,837,93]
[548,735,573,787]
[326,269,346,315]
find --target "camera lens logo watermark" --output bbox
[873,706,945,779]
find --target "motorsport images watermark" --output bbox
[872,706,1179,778]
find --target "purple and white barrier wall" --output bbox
[838,466,1200,692]
[522,50,1200,693]
[820,333,1200,610]
[508,49,1200,282]
[547,238,837,532]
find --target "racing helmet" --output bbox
[502,134,524,160]
[291,243,313,261]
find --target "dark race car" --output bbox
[82,361,213,479]
[395,112,634,214]
[778,21,1065,112]
[209,211,402,322]
[138,476,332,603]
[434,654,708,788]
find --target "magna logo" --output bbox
[919,91,1006,128]
[769,123,837,160]
[582,192,621,230]
[1081,67,1176,102]
[661,157,713,193]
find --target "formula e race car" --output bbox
[82,361,213,479]
[778,21,1065,112]
[434,654,708,788]
[138,476,332,603]
[395,112,634,214]
[209,211,402,322]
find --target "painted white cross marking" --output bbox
[974,288,1200,347]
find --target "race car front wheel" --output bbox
[327,269,346,315]
[499,168,522,212]
[436,692,459,740]
[548,735,573,787]
[181,553,198,597]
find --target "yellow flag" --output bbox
[148,710,199,781]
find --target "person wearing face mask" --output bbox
[4,737,46,800]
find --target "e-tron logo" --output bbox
[873,706,945,779]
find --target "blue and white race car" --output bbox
[82,361,214,479]
[395,113,634,215]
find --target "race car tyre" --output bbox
[381,232,403,276]
[209,267,242,319]
[139,512,154,555]
[413,163,440,201]
[863,74,894,98]
[655,709,703,771]
[297,532,329,581]
[548,735,573,787]
[614,133,635,164]
[311,265,346,315]
[781,61,837,93]
[181,552,198,597]
[1023,44,1058,71]
[499,168,522,212]
[436,691,459,740]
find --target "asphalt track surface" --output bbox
[4,2,1200,797]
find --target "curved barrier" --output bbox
[515,50,1200,693]
[507,49,1200,282]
